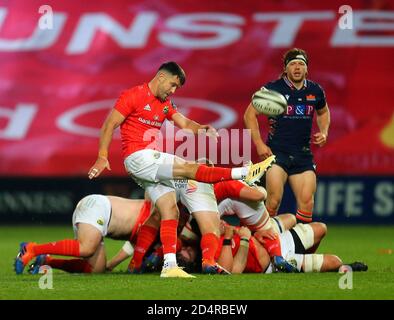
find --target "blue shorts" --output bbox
[271,149,316,176]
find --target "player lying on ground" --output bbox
[214,179,298,272]
[16,180,228,275]
[106,213,297,274]
[176,220,368,274]
[14,195,155,274]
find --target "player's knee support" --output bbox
[122,241,134,256]
[303,254,324,272]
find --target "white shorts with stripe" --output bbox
[72,194,111,237]
[176,180,218,214]
[124,149,217,213]
[124,149,181,204]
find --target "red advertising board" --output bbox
[1,0,393,176]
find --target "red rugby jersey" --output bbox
[214,180,245,203]
[216,233,263,273]
[114,83,178,158]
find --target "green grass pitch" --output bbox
[0,225,393,300]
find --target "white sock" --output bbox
[163,253,177,269]
[231,167,248,180]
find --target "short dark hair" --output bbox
[158,61,186,86]
[283,48,308,67]
[176,253,200,273]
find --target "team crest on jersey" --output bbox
[97,218,104,226]
[163,106,169,114]
[153,152,161,159]
[306,94,316,101]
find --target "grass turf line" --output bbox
[0,225,393,300]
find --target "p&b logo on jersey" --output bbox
[285,105,314,117]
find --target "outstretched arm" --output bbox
[244,103,272,159]
[88,109,125,179]
[172,113,218,139]
[106,241,134,272]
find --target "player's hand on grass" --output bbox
[313,132,327,147]
[88,156,111,179]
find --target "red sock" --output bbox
[33,239,80,257]
[195,165,232,183]
[160,220,178,255]
[151,239,181,257]
[200,233,219,264]
[296,209,312,223]
[132,225,158,269]
[263,238,282,257]
[47,257,92,273]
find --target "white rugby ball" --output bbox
[252,88,287,116]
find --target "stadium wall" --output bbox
[0,177,392,224]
